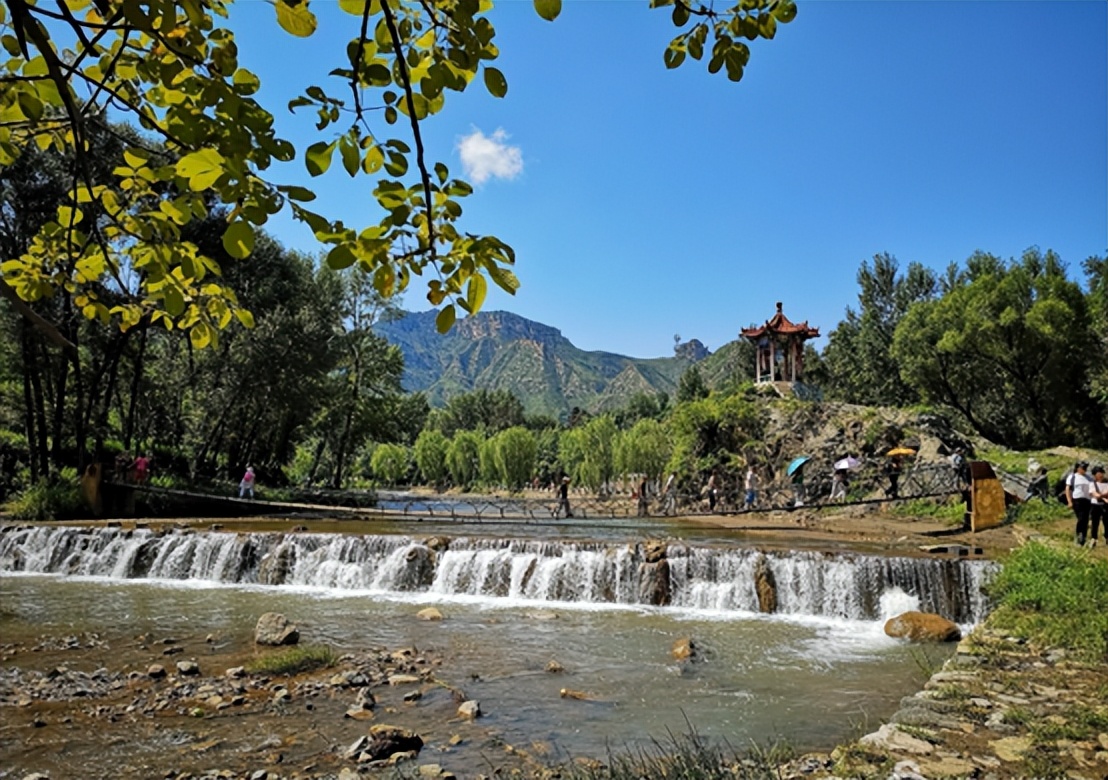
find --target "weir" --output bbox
[0,525,995,623]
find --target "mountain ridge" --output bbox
[376,309,752,417]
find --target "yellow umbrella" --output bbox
[886,447,916,457]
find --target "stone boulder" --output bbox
[671,637,697,662]
[347,725,424,762]
[884,611,961,642]
[753,555,777,614]
[416,607,443,621]
[642,541,667,564]
[638,559,670,606]
[254,612,300,646]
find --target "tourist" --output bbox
[743,466,758,510]
[829,469,847,503]
[1086,466,1106,549]
[557,475,573,519]
[1065,461,1093,546]
[885,456,903,500]
[239,465,256,498]
[791,467,805,507]
[661,472,677,516]
[132,453,151,484]
[706,470,719,512]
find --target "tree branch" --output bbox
[380,0,437,260]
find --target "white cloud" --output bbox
[456,128,523,185]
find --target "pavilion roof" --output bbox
[740,302,820,340]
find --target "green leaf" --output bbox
[176,148,226,191]
[164,287,185,317]
[189,321,212,350]
[671,2,689,26]
[488,265,520,295]
[466,273,487,314]
[279,185,317,202]
[305,140,337,176]
[483,67,508,98]
[362,145,384,173]
[338,0,370,14]
[435,304,457,333]
[664,45,686,69]
[327,243,357,270]
[235,308,255,329]
[232,68,261,94]
[275,0,318,37]
[222,221,255,259]
[339,136,360,177]
[771,0,797,24]
[533,0,561,21]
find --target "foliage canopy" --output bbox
[0,0,795,343]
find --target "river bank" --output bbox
[1,513,1102,780]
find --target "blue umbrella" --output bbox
[787,456,811,476]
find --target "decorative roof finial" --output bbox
[775,301,783,313]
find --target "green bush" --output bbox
[5,470,84,521]
[987,542,1108,661]
[245,645,337,676]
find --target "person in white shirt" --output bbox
[1088,465,1107,549]
[1065,461,1093,546]
[743,466,759,509]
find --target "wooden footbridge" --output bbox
[81,459,1027,531]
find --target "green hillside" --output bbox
[376,310,746,417]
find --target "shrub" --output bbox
[245,645,337,676]
[5,471,84,521]
[987,542,1108,661]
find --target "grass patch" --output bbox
[986,542,1108,661]
[553,728,795,780]
[245,645,337,676]
[892,498,965,524]
[1006,499,1071,529]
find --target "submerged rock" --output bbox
[253,612,299,646]
[884,611,961,642]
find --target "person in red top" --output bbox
[132,453,151,484]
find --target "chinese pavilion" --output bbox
[740,302,820,384]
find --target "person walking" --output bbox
[1087,465,1107,548]
[886,456,903,500]
[1065,461,1093,546]
[239,465,256,498]
[132,453,151,484]
[791,467,805,507]
[829,469,848,502]
[636,475,650,517]
[556,475,574,519]
[743,466,758,510]
[661,472,677,516]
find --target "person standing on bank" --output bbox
[1065,461,1093,546]
[636,475,649,517]
[239,465,256,498]
[661,472,677,516]
[1086,465,1107,549]
[886,456,903,500]
[743,466,759,510]
[706,470,719,512]
[557,475,574,519]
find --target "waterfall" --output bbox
[0,525,995,622]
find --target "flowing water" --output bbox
[0,522,996,762]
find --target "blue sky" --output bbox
[227,0,1107,358]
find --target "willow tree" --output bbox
[1,0,795,348]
